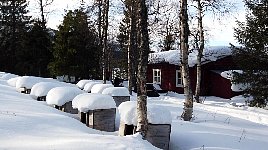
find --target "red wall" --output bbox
[147,56,240,99]
[147,63,184,93]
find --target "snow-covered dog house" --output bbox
[7,77,20,87]
[30,82,64,101]
[91,83,114,94]
[46,87,84,114]
[83,81,101,93]
[15,76,55,94]
[118,101,172,150]
[72,93,116,132]
[76,79,92,89]
[102,87,130,107]
[1,73,19,80]
[118,101,137,136]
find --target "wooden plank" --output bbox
[146,124,171,150]
[62,101,78,114]
[87,108,116,132]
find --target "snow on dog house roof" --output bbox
[148,46,232,67]
[118,101,172,125]
[46,87,85,106]
[83,81,102,92]
[1,73,19,80]
[30,82,65,99]
[76,79,92,89]
[102,87,130,97]
[15,76,56,89]
[91,84,114,94]
[72,93,116,112]
[7,77,20,87]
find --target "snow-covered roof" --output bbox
[221,70,247,92]
[30,82,64,99]
[15,76,56,89]
[118,101,172,125]
[46,87,85,106]
[72,93,116,112]
[83,81,102,92]
[7,77,20,87]
[91,84,114,94]
[102,87,130,97]
[1,73,19,80]
[0,72,5,77]
[148,46,232,67]
[76,79,92,89]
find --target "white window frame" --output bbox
[176,70,183,87]
[153,69,161,84]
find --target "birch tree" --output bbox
[102,0,109,83]
[193,0,204,103]
[136,0,150,137]
[127,0,138,95]
[180,0,193,121]
[192,0,234,103]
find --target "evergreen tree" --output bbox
[232,0,268,107]
[0,0,31,74]
[117,10,130,74]
[49,9,100,79]
[17,21,52,77]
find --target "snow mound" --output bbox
[91,84,114,94]
[7,77,20,87]
[30,82,64,99]
[118,101,172,125]
[15,76,56,89]
[76,79,92,89]
[1,73,19,80]
[147,105,172,124]
[221,70,247,92]
[83,81,101,92]
[230,95,253,107]
[0,72,5,77]
[72,93,116,112]
[118,101,137,125]
[102,87,130,96]
[46,87,85,106]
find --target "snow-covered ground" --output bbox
[1,77,268,150]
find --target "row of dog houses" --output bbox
[4,76,172,150]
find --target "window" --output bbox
[176,70,183,87]
[153,69,161,84]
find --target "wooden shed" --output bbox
[118,101,172,150]
[72,93,116,132]
[147,46,241,99]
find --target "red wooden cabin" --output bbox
[147,47,242,99]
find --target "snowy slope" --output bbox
[0,79,157,150]
[0,77,268,150]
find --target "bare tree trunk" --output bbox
[38,0,54,28]
[136,0,149,138]
[180,0,193,121]
[128,1,137,95]
[102,0,109,84]
[194,0,205,103]
[39,0,45,28]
